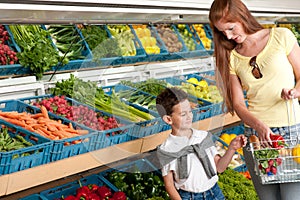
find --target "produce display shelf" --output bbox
[0,99,97,162]
[0,112,241,197]
[20,94,135,147]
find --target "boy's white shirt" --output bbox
[160,128,219,193]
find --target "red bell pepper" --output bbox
[112,191,127,200]
[270,134,285,149]
[97,186,112,199]
[76,185,90,199]
[64,195,78,200]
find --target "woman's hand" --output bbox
[281,88,298,100]
[256,125,273,147]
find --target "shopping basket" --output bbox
[249,101,300,184]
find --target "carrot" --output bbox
[30,124,44,129]
[25,119,36,124]
[38,127,52,136]
[76,129,89,135]
[31,113,44,119]
[46,123,58,132]
[0,111,22,119]
[40,106,49,119]
[24,124,35,132]
[35,129,57,140]
[63,127,79,134]
[0,117,26,127]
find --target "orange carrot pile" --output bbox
[0,106,89,140]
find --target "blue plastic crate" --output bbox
[99,159,168,200]
[40,174,119,200]
[131,24,169,62]
[0,99,97,162]
[159,76,213,106]
[20,94,134,147]
[103,84,159,115]
[204,24,213,39]
[172,24,208,58]
[105,25,147,65]
[102,85,163,139]
[190,24,214,55]
[130,117,164,139]
[196,70,216,82]
[0,26,31,76]
[152,24,189,61]
[19,194,48,200]
[0,119,52,175]
[214,124,245,144]
[41,25,93,72]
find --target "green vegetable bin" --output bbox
[99,158,170,200]
[43,24,94,72]
[0,99,98,162]
[0,119,52,175]
[102,85,165,139]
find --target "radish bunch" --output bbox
[32,96,125,133]
[0,25,18,65]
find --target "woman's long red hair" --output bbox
[209,0,263,114]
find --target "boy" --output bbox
[155,87,247,200]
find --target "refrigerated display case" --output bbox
[0,0,299,198]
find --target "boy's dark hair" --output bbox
[156,87,188,117]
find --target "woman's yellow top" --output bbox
[230,27,300,127]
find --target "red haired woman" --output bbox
[209,0,300,199]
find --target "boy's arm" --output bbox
[214,135,247,173]
[163,171,182,200]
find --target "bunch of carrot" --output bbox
[0,106,89,141]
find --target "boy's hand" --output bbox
[228,135,247,151]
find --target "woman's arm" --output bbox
[281,42,300,100]
[230,74,272,144]
[163,172,182,200]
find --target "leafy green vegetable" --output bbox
[80,25,108,50]
[120,78,170,96]
[218,169,258,200]
[48,25,87,60]
[107,168,170,200]
[9,25,67,80]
